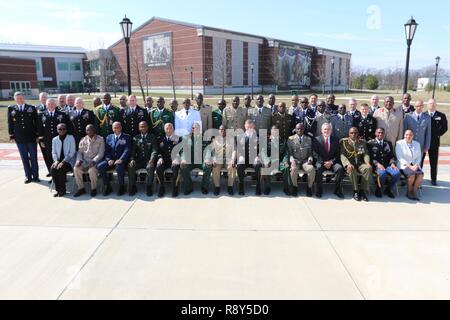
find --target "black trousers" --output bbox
[51,162,72,194]
[237,163,262,184]
[315,163,344,193]
[41,139,53,172]
[156,162,180,191]
[427,147,439,182]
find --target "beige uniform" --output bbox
[222,106,248,131]
[74,135,105,190]
[373,106,404,147]
[287,134,315,188]
[206,136,236,187]
[196,104,213,133]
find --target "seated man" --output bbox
[313,123,345,199]
[73,124,105,198]
[97,122,131,196]
[156,123,182,198]
[287,123,315,197]
[128,121,158,197]
[340,127,373,202]
[236,120,262,196]
[261,125,290,196]
[180,123,212,195]
[368,128,400,198]
[51,123,76,197]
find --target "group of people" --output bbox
[7,90,447,201]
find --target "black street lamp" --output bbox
[185,66,193,100]
[432,56,440,99]
[250,62,254,99]
[330,57,335,95]
[403,17,418,94]
[120,15,133,95]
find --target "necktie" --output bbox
[325,138,330,156]
[417,114,420,122]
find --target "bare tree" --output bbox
[212,40,231,99]
[312,64,327,94]
[168,61,177,100]
[131,44,146,102]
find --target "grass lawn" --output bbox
[1,90,449,144]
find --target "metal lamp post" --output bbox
[330,57,335,95]
[250,62,254,100]
[185,67,193,100]
[432,56,440,99]
[403,17,418,94]
[120,15,133,95]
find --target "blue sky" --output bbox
[1,0,449,70]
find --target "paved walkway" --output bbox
[1,143,450,300]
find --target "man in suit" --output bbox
[195,93,213,133]
[399,93,415,115]
[169,99,179,113]
[120,94,149,138]
[222,96,247,131]
[340,127,372,202]
[94,93,121,138]
[50,123,76,197]
[247,95,272,135]
[354,103,377,142]
[287,123,315,197]
[330,104,354,141]
[69,97,95,148]
[212,99,226,130]
[8,92,40,183]
[313,123,345,199]
[326,94,339,115]
[374,96,404,147]
[348,98,361,120]
[268,94,277,114]
[272,102,293,143]
[288,95,300,116]
[97,122,131,196]
[292,97,316,137]
[243,95,253,110]
[128,121,158,196]
[155,123,182,198]
[149,96,174,141]
[426,99,448,185]
[175,98,202,137]
[37,98,71,177]
[403,100,432,167]
[309,94,318,113]
[368,128,400,198]
[314,101,332,137]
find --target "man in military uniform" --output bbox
[35,92,48,114]
[8,92,40,183]
[272,102,293,143]
[69,97,95,148]
[128,121,158,196]
[310,94,319,113]
[37,98,71,177]
[118,95,128,111]
[268,94,277,114]
[212,99,226,130]
[292,97,316,137]
[248,95,272,135]
[61,95,76,114]
[326,94,339,115]
[287,123,315,197]
[156,123,182,198]
[347,98,361,120]
[354,103,377,141]
[369,95,380,115]
[94,93,121,138]
[330,104,354,141]
[120,95,149,138]
[195,93,213,133]
[57,94,66,111]
[243,95,252,110]
[340,127,373,202]
[180,123,212,195]
[149,96,174,141]
[399,93,415,115]
[314,101,332,137]
[368,128,400,198]
[222,96,247,131]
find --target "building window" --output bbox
[57,62,69,71]
[71,81,83,92]
[59,81,70,90]
[89,60,100,72]
[10,81,32,94]
[70,62,81,71]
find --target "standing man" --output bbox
[374,96,404,147]
[93,97,102,109]
[354,103,377,141]
[288,95,300,115]
[57,94,66,111]
[97,122,131,196]
[369,95,380,115]
[292,97,316,137]
[247,95,272,134]
[169,99,179,113]
[268,94,277,114]
[175,98,202,137]
[94,93,121,138]
[195,93,213,133]
[287,123,315,197]
[73,124,105,198]
[120,94,149,138]
[313,123,345,199]
[340,127,372,202]
[330,104,354,141]
[36,92,48,114]
[222,96,247,131]
[426,99,448,185]
[128,121,158,196]
[8,92,40,183]
[212,99,226,130]
[403,100,432,168]
[347,98,361,120]
[368,128,400,198]
[326,94,339,115]
[144,96,154,114]
[314,101,332,137]
[69,97,95,148]
[243,95,253,110]
[149,96,174,141]
[399,93,415,115]
[118,95,128,111]
[63,95,76,114]
[272,102,293,143]
[309,94,318,113]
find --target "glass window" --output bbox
[89,60,100,71]
[59,81,70,90]
[71,81,83,92]
[57,62,69,71]
[35,61,41,72]
[70,62,81,71]
[10,82,15,90]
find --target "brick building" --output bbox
[0,57,38,99]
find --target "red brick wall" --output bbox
[41,57,57,88]
[261,41,276,86]
[110,19,204,89]
[0,57,37,90]
[243,42,248,86]
[226,39,232,86]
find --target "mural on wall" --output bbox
[276,45,312,90]
[143,32,172,67]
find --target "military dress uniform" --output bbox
[247,106,272,134]
[120,106,149,138]
[403,112,432,166]
[156,134,182,197]
[149,107,174,141]
[272,112,293,143]
[292,108,317,137]
[236,131,263,195]
[212,108,224,130]
[222,106,247,131]
[69,108,95,148]
[94,104,121,138]
[354,114,377,142]
[128,132,158,195]
[260,136,290,195]
[340,138,373,194]
[37,109,71,172]
[330,114,354,141]
[286,134,315,195]
[206,135,237,194]
[348,110,362,121]
[367,138,400,194]
[196,104,213,133]
[427,110,448,183]
[8,104,39,181]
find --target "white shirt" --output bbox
[104,104,111,111]
[174,108,202,137]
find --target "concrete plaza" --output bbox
[1,143,450,300]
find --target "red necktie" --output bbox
[325,138,330,156]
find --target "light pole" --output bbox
[185,66,193,100]
[403,17,418,94]
[250,62,254,100]
[145,68,149,98]
[432,56,440,99]
[330,57,335,95]
[120,15,133,95]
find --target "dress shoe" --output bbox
[46,173,52,178]
[73,188,86,198]
[353,191,361,201]
[214,187,220,196]
[33,178,41,183]
[58,192,65,197]
[406,194,416,201]
[283,188,291,196]
[172,188,179,198]
[158,187,165,198]
[103,184,112,196]
[48,180,52,184]
[316,192,322,199]
[431,181,438,186]
[184,189,193,196]
[263,187,271,196]
[334,189,345,199]
[24,179,32,184]
[359,191,369,202]
[227,186,234,196]
[129,186,137,196]
[238,183,245,196]
[90,189,97,197]
[117,185,125,196]
[384,189,395,199]
[306,187,313,197]
[201,187,208,195]
[53,193,60,198]
[291,187,298,197]
[375,187,382,198]
[146,186,153,197]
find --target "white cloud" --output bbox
[303,32,401,43]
